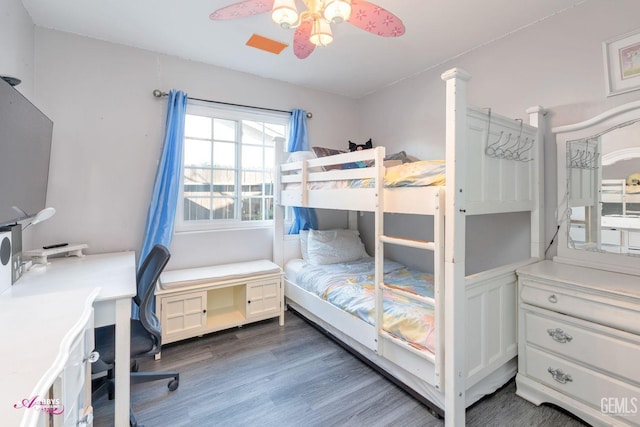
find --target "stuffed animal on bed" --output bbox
[628,173,640,186]
[348,139,373,152]
[344,139,373,169]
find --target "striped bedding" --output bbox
[285,258,436,354]
[285,160,446,190]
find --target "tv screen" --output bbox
[0,78,53,228]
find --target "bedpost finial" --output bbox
[441,68,471,82]
[526,105,545,114]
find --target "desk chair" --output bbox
[92,244,179,427]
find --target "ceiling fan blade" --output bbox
[293,19,315,59]
[209,0,275,20]
[348,0,405,37]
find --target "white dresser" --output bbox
[516,260,640,426]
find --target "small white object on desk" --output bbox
[23,243,89,264]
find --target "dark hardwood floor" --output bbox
[93,311,589,427]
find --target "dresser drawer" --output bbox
[520,279,640,334]
[523,309,640,385]
[524,345,640,424]
[52,309,94,427]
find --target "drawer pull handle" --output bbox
[84,351,100,364]
[547,328,573,343]
[548,367,573,384]
[548,294,558,303]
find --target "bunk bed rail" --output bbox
[279,145,444,214]
[274,68,545,427]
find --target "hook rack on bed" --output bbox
[567,139,600,169]
[484,108,535,162]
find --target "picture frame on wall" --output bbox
[603,29,640,97]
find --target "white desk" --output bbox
[0,288,99,426]
[1,251,136,427]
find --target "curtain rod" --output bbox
[152,90,312,118]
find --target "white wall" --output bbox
[31,29,358,269]
[1,0,37,250]
[357,0,640,264]
[18,0,640,271]
[0,0,35,98]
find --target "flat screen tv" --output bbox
[0,78,53,228]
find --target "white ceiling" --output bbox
[21,0,587,98]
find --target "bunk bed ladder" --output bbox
[375,185,445,390]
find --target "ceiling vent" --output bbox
[246,34,288,55]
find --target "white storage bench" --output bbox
[155,260,284,353]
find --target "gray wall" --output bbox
[0,0,35,98]
[357,0,640,267]
[28,29,357,269]
[1,0,37,251]
[5,0,640,271]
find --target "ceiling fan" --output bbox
[210,0,405,59]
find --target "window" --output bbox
[176,101,288,231]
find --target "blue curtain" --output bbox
[139,89,187,265]
[288,109,318,234]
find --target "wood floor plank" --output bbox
[93,311,589,427]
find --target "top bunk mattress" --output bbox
[284,159,446,190]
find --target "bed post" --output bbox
[274,137,286,268]
[527,106,546,260]
[441,67,470,427]
[374,146,386,354]
[348,211,358,231]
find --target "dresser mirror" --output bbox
[554,101,640,275]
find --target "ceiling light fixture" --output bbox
[210,0,404,60]
[271,0,351,46]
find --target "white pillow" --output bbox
[286,150,322,173]
[300,230,310,260]
[306,229,369,265]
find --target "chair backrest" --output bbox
[136,244,171,352]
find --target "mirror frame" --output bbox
[554,100,640,276]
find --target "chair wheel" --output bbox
[168,379,179,391]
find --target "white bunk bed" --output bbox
[601,178,640,215]
[273,68,545,427]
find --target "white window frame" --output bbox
[175,100,289,233]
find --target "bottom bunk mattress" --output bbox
[285,258,436,354]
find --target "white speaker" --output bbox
[0,228,12,294]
